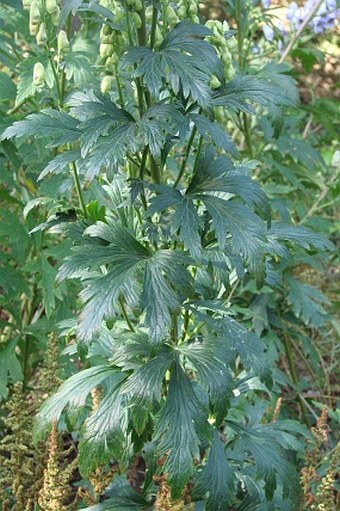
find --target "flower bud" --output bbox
[33,62,45,87]
[101,24,112,38]
[23,0,33,10]
[57,30,69,53]
[134,0,143,11]
[51,6,60,25]
[131,12,142,29]
[105,54,119,68]
[210,75,221,89]
[166,6,179,25]
[36,23,47,46]
[100,43,114,59]
[46,0,59,15]
[100,75,113,94]
[30,0,40,25]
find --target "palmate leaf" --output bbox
[141,250,193,342]
[121,347,174,408]
[220,316,271,387]
[38,150,81,180]
[189,113,238,156]
[123,21,221,107]
[78,374,126,477]
[258,62,299,106]
[36,364,118,431]
[286,276,330,328]
[148,148,269,266]
[81,123,138,180]
[58,224,149,342]
[155,361,211,499]
[268,222,334,252]
[81,475,151,511]
[227,407,302,502]
[212,74,295,115]
[194,433,236,511]
[178,338,232,422]
[188,305,271,386]
[66,91,139,179]
[139,104,187,156]
[1,110,80,147]
[58,220,192,343]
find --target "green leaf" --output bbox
[1,110,81,147]
[78,374,126,477]
[155,362,211,499]
[286,277,330,328]
[38,150,81,181]
[212,74,294,114]
[58,221,150,342]
[227,406,301,501]
[121,347,174,408]
[194,433,235,510]
[80,475,151,511]
[141,250,192,342]
[178,338,232,422]
[123,21,221,107]
[36,365,118,430]
[257,62,299,106]
[268,223,334,252]
[139,104,186,156]
[148,149,269,264]
[0,339,23,399]
[220,316,271,386]
[0,72,16,102]
[190,113,238,156]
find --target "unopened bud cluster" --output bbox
[176,0,199,24]
[100,23,124,93]
[24,0,70,88]
[206,20,236,83]
[126,0,143,29]
[25,0,60,38]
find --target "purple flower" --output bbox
[287,2,298,21]
[263,24,275,41]
[288,0,338,35]
[325,0,336,9]
[262,0,271,9]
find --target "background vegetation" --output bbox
[0,1,339,510]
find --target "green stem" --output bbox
[173,125,197,188]
[150,3,158,50]
[193,135,203,173]
[71,160,87,218]
[149,154,161,184]
[235,0,244,69]
[48,51,63,108]
[59,15,72,108]
[181,310,190,342]
[171,313,179,344]
[243,114,253,157]
[115,65,124,108]
[137,1,147,47]
[119,296,135,332]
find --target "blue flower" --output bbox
[287,0,339,35]
[262,0,271,9]
[287,2,298,21]
[263,24,275,41]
